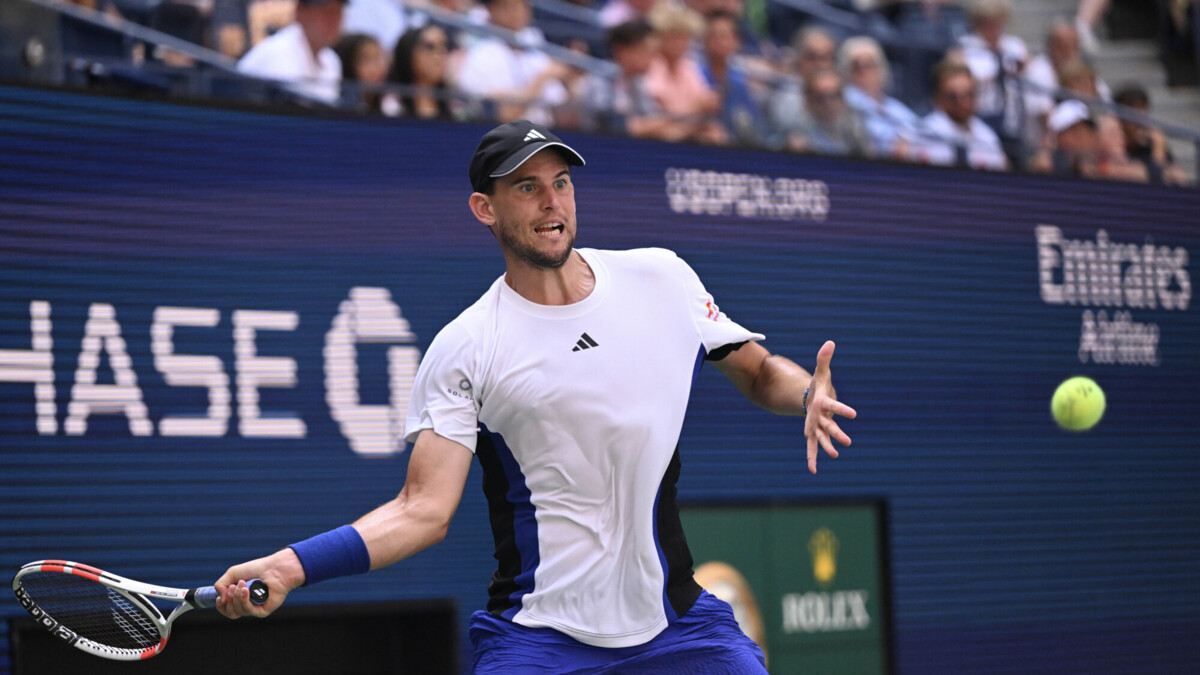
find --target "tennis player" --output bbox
[215,120,856,673]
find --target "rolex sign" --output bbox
[681,503,890,674]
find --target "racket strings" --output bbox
[19,571,161,650]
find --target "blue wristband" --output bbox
[289,525,371,587]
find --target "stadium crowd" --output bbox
[65,0,1197,184]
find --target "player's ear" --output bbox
[468,192,496,227]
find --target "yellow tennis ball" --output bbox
[1051,376,1106,431]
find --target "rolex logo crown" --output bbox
[808,528,840,587]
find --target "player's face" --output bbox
[487,150,577,270]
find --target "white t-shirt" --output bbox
[404,247,763,648]
[915,110,1009,171]
[454,36,567,127]
[237,23,342,104]
[958,32,1029,135]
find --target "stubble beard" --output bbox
[496,218,576,270]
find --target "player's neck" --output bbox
[504,250,595,306]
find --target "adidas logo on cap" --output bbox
[524,129,547,142]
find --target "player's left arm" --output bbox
[712,340,856,474]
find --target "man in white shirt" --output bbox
[454,0,570,125]
[214,120,857,673]
[915,60,1009,171]
[1023,20,1111,145]
[957,0,1028,141]
[237,0,347,105]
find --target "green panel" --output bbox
[681,504,889,675]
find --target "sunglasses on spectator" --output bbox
[419,40,448,52]
[802,50,834,61]
[850,59,878,72]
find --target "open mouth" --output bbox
[534,223,564,236]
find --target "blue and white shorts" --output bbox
[469,591,768,674]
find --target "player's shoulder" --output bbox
[585,246,686,272]
[427,277,505,350]
[588,247,701,286]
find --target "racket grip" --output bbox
[193,579,269,609]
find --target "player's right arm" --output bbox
[214,429,473,619]
[352,430,474,569]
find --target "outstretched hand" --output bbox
[804,341,856,474]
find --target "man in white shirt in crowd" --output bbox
[238,0,347,105]
[915,59,1009,171]
[1022,19,1111,145]
[956,0,1027,143]
[455,0,571,126]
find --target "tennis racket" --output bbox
[11,559,268,661]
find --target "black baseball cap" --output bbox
[469,120,586,193]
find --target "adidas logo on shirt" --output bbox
[524,129,547,142]
[571,333,599,352]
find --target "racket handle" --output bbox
[192,579,269,609]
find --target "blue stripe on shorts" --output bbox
[469,590,767,674]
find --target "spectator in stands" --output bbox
[334,32,390,112]
[766,26,837,149]
[237,0,347,105]
[957,0,1028,149]
[599,0,660,29]
[914,59,1008,170]
[455,0,572,125]
[1029,99,1153,183]
[581,20,713,141]
[774,67,871,157]
[792,26,838,88]
[387,25,463,119]
[686,0,774,58]
[1024,20,1078,136]
[1113,84,1188,185]
[1029,99,1099,178]
[700,10,766,146]
[1056,57,1110,101]
[1094,115,1150,182]
[839,36,920,158]
[643,4,726,142]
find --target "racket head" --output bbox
[11,560,181,661]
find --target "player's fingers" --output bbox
[806,432,818,474]
[813,340,836,375]
[822,418,851,447]
[215,585,242,619]
[819,430,838,458]
[828,400,857,419]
